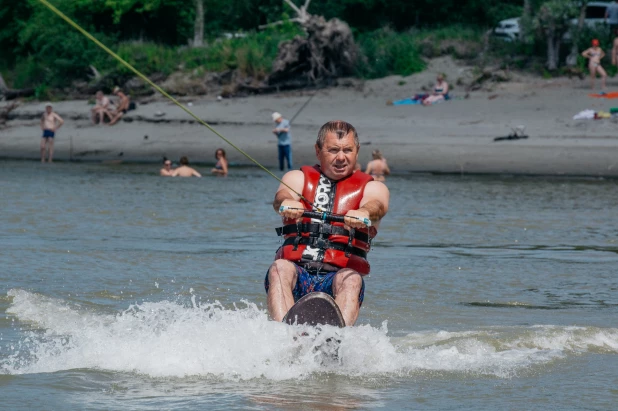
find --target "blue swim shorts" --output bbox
[264,263,365,307]
[42,129,55,138]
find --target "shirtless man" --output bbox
[91,90,112,125]
[582,39,607,91]
[365,149,390,182]
[108,87,130,126]
[40,104,64,163]
[172,156,202,177]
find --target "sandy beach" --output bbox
[3,57,618,176]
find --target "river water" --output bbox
[1,160,617,410]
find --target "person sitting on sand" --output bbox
[423,74,449,106]
[172,156,202,177]
[160,158,174,176]
[108,86,130,126]
[582,39,607,91]
[91,90,112,125]
[211,148,228,176]
[365,149,390,182]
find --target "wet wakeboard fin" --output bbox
[283,292,345,328]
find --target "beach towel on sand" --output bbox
[388,93,451,106]
[589,92,618,99]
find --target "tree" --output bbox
[193,0,204,47]
[534,0,578,70]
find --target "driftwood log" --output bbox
[0,102,19,126]
[1,88,35,100]
[267,15,358,90]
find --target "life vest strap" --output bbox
[281,237,368,259]
[276,223,371,242]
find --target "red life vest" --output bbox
[275,165,377,275]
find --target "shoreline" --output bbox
[3,57,618,177]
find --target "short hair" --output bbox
[316,120,359,150]
[215,148,226,159]
[179,156,189,165]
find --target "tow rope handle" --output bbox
[279,206,372,227]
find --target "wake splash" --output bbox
[2,289,618,380]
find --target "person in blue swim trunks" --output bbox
[265,120,390,326]
[40,104,64,163]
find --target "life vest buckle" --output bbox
[345,228,355,257]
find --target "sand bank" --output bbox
[2,58,618,176]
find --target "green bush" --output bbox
[356,28,425,79]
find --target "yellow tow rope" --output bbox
[36,0,315,206]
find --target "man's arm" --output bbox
[273,170,305,219]
[345,180,389,229]
[40,114,44,130]
[54,113,64,130]
[192,169,202,177]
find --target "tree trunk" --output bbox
[193,0,204,47]
[567,3,587,66]
[522,0,532,40]
[0,72,7,91]
[547,32,558,70]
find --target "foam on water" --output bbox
[2,289,617,380]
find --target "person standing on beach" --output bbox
[582,39,607,91]
[40,104,64,163]
[272,112,293,171]
[365,149,390,182]
[172,156,202,177]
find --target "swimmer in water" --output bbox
[211,148,228,176]
[172,156,202,177]
[365,149,390,182]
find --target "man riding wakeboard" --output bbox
[265,120,390,326]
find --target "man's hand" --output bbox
[344,209,371,229]
[279,199,305,220]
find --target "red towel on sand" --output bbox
[589,92,618,98]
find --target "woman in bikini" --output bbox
[423,74,449,106]
[582,39,607,91]
[211,148,228,176]
[365,149,390,182]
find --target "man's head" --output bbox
[315,120,360,181]
[592,38,600,47]
[372,149,383,160]
[179,156,189,165]
[113,86,120,95]
[272,112,282,123]
[45,104,52,113]
[163,158,172,169]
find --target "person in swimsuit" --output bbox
[91,90,112,125]
[582,39,607,91]
[40,104,64,163]
[423,74,449,106]
[211,148,228,176]
[108,87,130,126]
[365,149,390,182]
[172,156,202,177]
[160,158,174,176]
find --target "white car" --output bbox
[493,2,611,42]
[493,17,520,42]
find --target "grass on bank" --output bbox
[5,24,486,94]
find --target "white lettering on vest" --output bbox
[302,175,333,261]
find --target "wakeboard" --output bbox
[283,292,345,328]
